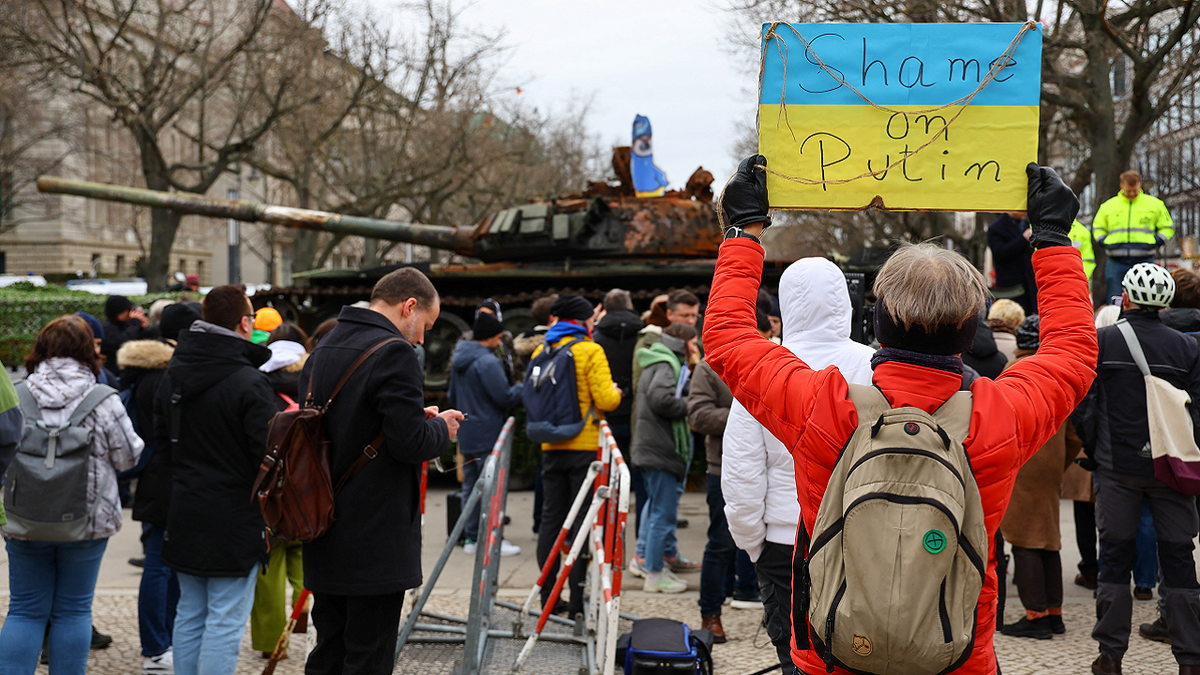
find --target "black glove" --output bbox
[1025,162,1078,249]
[719,155,771,231]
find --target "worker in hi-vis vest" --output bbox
[1070,220,1096,283]
[1092,170,1173,299]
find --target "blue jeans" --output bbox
[637,469,681,574]
[174,570,257,675]
[461,452,487,542]
[1135,502,1159,589]
[1105,257,1151,301]
[0,538,108,675]
[139,524,180,657]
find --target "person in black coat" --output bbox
[118,302,199,664]
[988,212,1038,315]
[961,314,1009,380]
[100,295,147,366]
[298,268,462,675]
[152,287,277,675]
[593,289,644,453]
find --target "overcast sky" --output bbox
[365,0,758,191]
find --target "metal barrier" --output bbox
[395,417,635,675]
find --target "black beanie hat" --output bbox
[1016,315,1041,351]
[105,295,134,320]
[160,301,202,341]
[549,294,593,321]
[473,312,504,341]
[873,298,980,356]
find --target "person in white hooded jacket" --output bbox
[721,258,874,675]
[0,314,143,675]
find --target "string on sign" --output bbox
[754,20,1036,187]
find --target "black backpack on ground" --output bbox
[617,618,714,675]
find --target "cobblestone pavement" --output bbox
[0,589,1184,675]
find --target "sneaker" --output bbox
[500,539,521,557]
[143,648,175,675]
[664,553,701,573]
[463,539,477,555]
[91,626,113,650]
[1001,616,1052,640]
[1135,586,1154,601]
[1140,617,1172,644]
[627,556,647,579]
[643,572,687,594]
[731,591,763,610]
[1048,615,1065,634]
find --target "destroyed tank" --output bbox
[37,149,787,389]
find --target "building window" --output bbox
[0,171,11,222]
[91,253,101,276]
[115,255,125,276]
[178,258,186,274]
[196,261,204,283]
[0,252,6,274]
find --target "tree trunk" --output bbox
[146,208,183,291]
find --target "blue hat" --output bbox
[632,114,651,139]
[76,312,104,340]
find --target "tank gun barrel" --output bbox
[36,176,474,255]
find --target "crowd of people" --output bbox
[0,158,1197,675]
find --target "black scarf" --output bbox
[870,346,964,375]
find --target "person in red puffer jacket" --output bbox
[703,157,1097,675]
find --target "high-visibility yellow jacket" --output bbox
[1070,220,1096,282]
[1092,191,1173,258]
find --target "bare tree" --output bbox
[2,0,334,288]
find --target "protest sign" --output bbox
[757,22,1042,211]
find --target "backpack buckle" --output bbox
[364,444,379,459]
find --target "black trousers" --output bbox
[756,541,798,675]
[1011,546,1063,613]
[1093,469,1200,665]
[306,590,406,675]
[536,450,595,617]
[1075,500,1099,576]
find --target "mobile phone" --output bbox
[1109,295,1122,306]
[460,412,469,421]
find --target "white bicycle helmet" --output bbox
[1122,262,1175,307]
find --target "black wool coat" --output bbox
[154,325,276,577]
[298,306,450,596]
[593,308,644,424]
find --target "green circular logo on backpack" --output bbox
[923,530,947,554]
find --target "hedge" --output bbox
[0,282,179,367]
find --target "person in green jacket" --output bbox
[0,367,24,527]
[1070,220,1096,284]
[1093,171,1173,299]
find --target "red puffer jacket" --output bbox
[703,240,1097,675]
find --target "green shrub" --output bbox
[0,286,180,367]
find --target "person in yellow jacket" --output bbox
[531,294,621,618]
[1093,171,1174,299]
[1070,219,1096,283]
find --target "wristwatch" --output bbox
[723,227,762,245]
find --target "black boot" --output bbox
[1001,616,1053,640]
[1140,617,1172,645]
[90,626,112,650]
[1048,614,1065,634]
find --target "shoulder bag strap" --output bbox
[322,337,405,410]
[325,336,405,493]
[1116,319,1153,377]
[68,385,118,427]
[170,387,183,454]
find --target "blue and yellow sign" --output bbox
[758,22,1042,211]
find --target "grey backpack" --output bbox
[802,385,988,675]
[2,382,117,541]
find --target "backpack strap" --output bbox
[845,385,895,436]
[68,385,118,427]
[14,381,40,423]
[316,336,405,493]
[1116,319,1153,377]
[931,391,974,447]
[315,337,405,410]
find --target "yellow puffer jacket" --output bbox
[532,336,623,452]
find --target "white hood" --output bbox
[721,257,876,559]
[778,257,875,382]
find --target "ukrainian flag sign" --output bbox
[758,22,1042,212]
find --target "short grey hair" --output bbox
[873,243,988,331]
[603,288,633,312]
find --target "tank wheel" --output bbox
[423,311,470,390]
[501,307,535,339]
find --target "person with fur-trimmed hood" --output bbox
[120,301,201,675]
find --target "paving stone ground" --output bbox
[0,490,1194,674]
